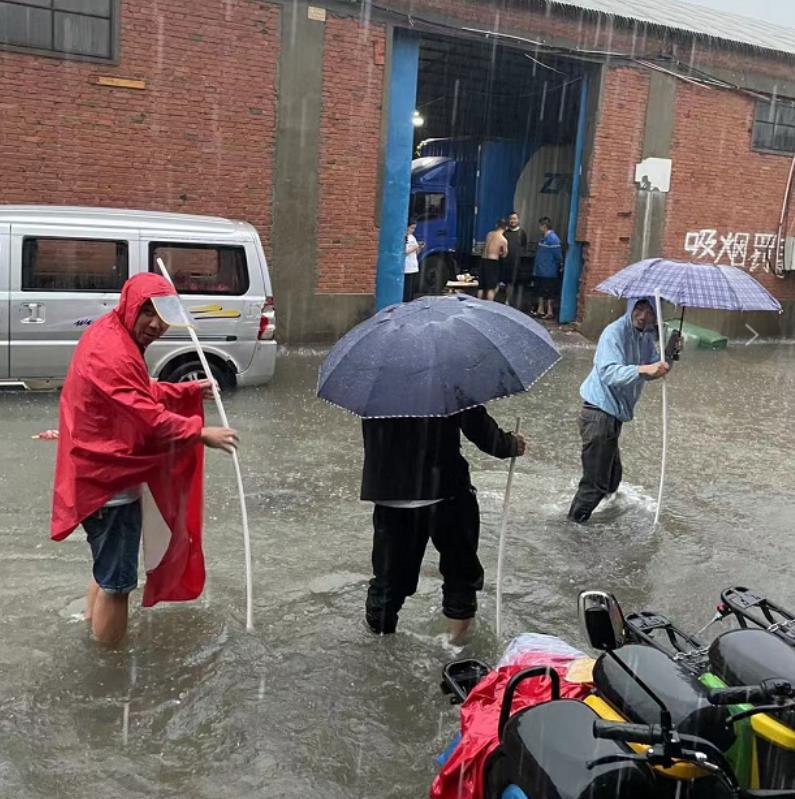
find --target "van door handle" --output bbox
[437,230,448,236]
[21,302,46,324]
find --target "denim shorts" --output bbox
[82,500,142,594]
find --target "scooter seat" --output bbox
[709,629,795,688]
[594,644,736,752]
[499,699,652,799]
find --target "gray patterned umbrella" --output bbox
[595,258,782,312]
[596,258,781,530]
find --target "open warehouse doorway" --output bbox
[379,29,594,322]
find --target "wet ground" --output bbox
[1,338,794,798]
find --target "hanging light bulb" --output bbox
[412,110,424,127]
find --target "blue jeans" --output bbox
[82,501,142,594]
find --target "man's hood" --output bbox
[626,296,657,332]
[115,273,177,333]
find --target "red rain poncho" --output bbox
[51,273,206,606]
[430,650,593,799]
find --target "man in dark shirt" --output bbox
[501,211,528,304]
[361,406,525,640]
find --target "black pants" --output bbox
[365,491,483,634]
[403,272,419,302]
[568,405,623,523]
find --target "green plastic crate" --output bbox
[664,319,728,350]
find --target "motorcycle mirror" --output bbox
[578,590,626,651]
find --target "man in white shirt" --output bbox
[404,220,424,302]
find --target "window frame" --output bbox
[148,241,251,297]
[752,98,795,157]
[0,0,120,63]
[21,235,130,293]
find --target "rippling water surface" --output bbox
[1,341,794,797]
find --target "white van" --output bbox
[0,206,276,389]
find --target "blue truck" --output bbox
[409,136,573,293]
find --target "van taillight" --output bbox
[258,297,275,340]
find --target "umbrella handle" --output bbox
[653,289,667,530]
[496,416,521,639]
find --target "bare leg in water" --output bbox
[85,578,130,646]
[448,617,474,645]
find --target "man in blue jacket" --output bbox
[533,216,563,319]
[568,298,680,523]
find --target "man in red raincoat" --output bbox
[51,273,238,646]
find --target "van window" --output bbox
[150,243,249,295]
[21,237,128,292]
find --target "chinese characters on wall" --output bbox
[683,229,781,272]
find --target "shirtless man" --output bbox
[478,219,508,301]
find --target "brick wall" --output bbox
[316,15,386,294]
[375,0,795,308]
[0,0,279,254]
[385,0,795,84]
[576,67,650,296]
[665,84,795,301]
[3,0,794,314]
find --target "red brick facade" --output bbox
[1,0,794,334]
[382,0,795,307]
[316,16,385,294]
[575,69,795,303]
[666,84,795,301]
[0,0,279,253]
[576,68,650,292]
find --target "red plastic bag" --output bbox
[430,649,593,799]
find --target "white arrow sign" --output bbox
[745,323,759,345]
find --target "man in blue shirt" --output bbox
[533,216,563,320]
[568,298,681,523]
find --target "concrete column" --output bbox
[270,0,324,342]
[630,72,677,262]
[270,1,374,342]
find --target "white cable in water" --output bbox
[495,416,521,639]
[653,288,667,529]
[156,258,254,631]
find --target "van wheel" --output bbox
[161,359,235,390]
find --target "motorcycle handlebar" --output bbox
[708,680,794,706]
[592,720,664,745]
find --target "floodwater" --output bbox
[1,339,794,798]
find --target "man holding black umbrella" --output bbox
[361,409,525,640]
[317,294,560,639]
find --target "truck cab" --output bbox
[410,157,458,293]
[410,137,542,295]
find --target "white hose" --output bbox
[495,416,521,639]
[157,258,254,631]
[653,289,667,529]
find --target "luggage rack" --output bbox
[624,610,710,673]
[719,586,795,647]
[440,658,491,704]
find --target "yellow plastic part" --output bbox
[751,739,760,791]
[751,713,795,750]
[584,695,710,781]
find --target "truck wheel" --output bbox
[161,359,235,390]
[420,256,452,295]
